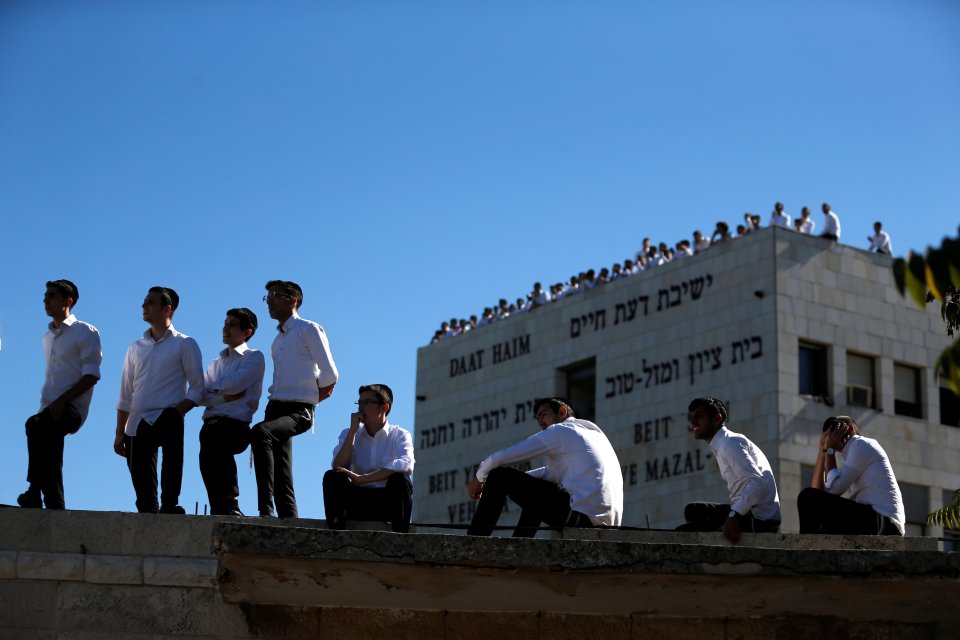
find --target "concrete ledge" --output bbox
[143,557,218,588]
[17,551,84,581]
[0,551,15,579]
[84,554,143,585]
[555,527,940,551]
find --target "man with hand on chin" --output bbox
[115,286,205,514]
[323,384,414,532]
[676,396,780,544]
[251,280,338,518]
[18,280,102,510]
[798,416,904,535]
[197,308,265,516]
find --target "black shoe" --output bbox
[17,488,42,508]
[159,504,186,515]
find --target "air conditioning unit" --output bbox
[847,384,873,408]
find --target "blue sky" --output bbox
[1,0,958,518]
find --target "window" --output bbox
[846,352,875,409]
[894,364,923,419]
[798,341,828,397]
[899,482,930,537]
[559,358,596,422]
[941,490,960,552]
[940,385,960,428]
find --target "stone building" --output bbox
[413,226,960,535]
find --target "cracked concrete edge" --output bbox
[211,523,960,579]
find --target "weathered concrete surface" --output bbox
[215,523,960,625]
[1,508,958,638]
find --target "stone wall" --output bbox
[1,509,958,639]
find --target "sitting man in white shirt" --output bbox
[867,221,893,255]
[798,207,816,234]
[466,397,623,537]
[676,397,781,544]
[798,416,905,536]
[820,203,842,241]
[324,384,414,532]
[197,308,265,516]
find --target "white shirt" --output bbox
[40,314,102,424]
[200,343,265,422]
[332,421,414,488]
[822,211,841,239]
[799,217,815,234]
[694,238,711,253]
[770,213,792,228]
[117,326,205,436]
[869,230,892,254]
[825,435,905,534]
[476,417,623,526]
[532,289,551,305]
[268,312,339,404]
[708,426,781,521]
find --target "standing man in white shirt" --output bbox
[820,203,842,241]
[323,384,414,532]
[115,287,205,514]
[798,207,816,234]
[18,280,102,510]
[770,202,792,228]
[798,416,904,535]
[252,280,338,518]
[197,308,265,516]
[466,397,623,537]
[677,397,780,544]
[867,221,893,255]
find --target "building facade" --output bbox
[414,227,960,534]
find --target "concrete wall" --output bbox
[1,509,957,639]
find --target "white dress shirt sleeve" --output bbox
[305,324,339,388]
[182,338,207,406]
[79,325,103,379]
[117,347,135,413]
[723,439,770,516]
[383,428,415,475]
[824,439,867,495]
[218,350,266,396]
[476,430,554,482]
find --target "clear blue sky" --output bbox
[1,0,958,517]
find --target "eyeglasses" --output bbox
[355,399,382,407]
[262,292,291,302]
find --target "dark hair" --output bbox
[688,396,728,426]
[46,279,79,306]
[359,384,394,415]
[265,280,303,308]
[226,307,258,339]
[149,286,179,312]
[532,397,575,419]
[822,415,859,434]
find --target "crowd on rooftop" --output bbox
[430,202,894,344]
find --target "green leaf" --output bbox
[905,253,929,308]
[925,248,951,301]
[892,258,907,296]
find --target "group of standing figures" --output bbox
[19,278,412,529]
[20,280,905,540]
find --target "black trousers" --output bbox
[675,502,781,533]
[199,416,251,515]
[24,405,82,509]
[125,408,184,513]
[797,487,901,535]
[322,470,413,533]
[251,400,314,518]
[467,467,593,537]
